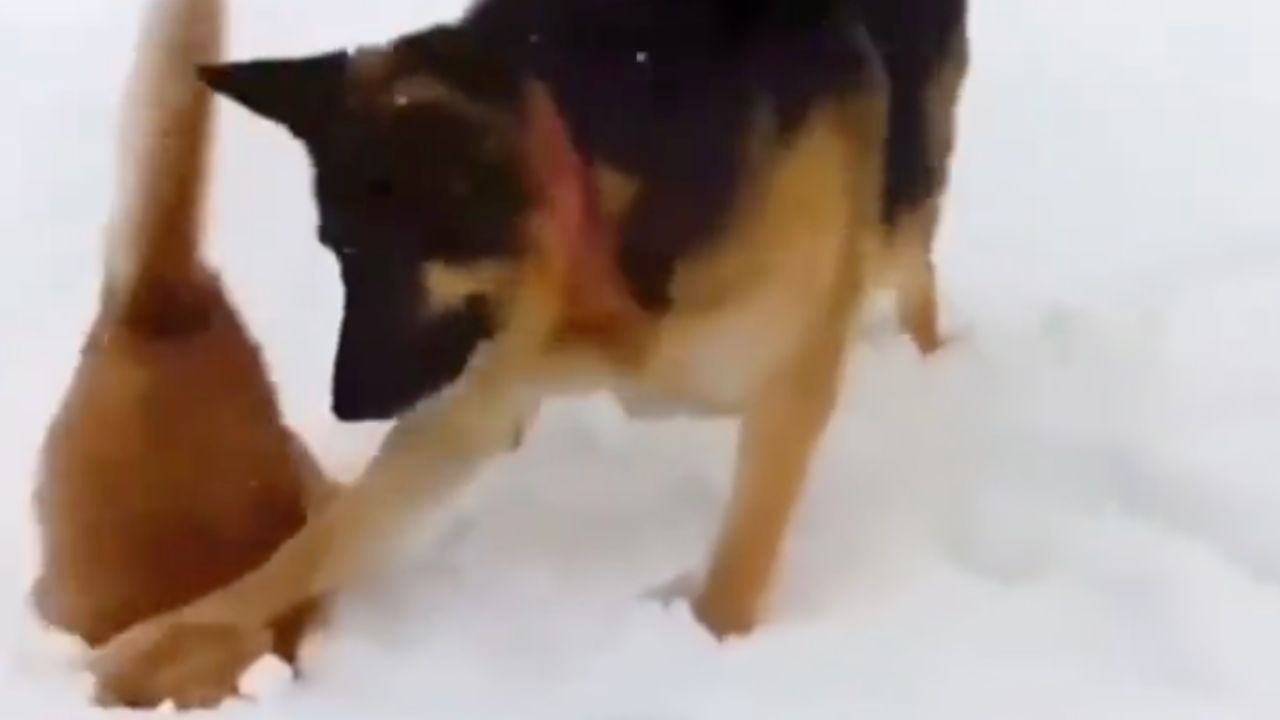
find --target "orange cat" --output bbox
[31,0,331,706]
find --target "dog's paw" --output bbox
[907,323,966,357]
[644,572,760,640]
[916,335,951,357]
[642,570,704,606]
[691,587,759,640]
[90,615,272,710]
[927,318,975,355]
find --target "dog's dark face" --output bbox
[202,29,533,421]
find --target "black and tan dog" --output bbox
[91,0,968,706]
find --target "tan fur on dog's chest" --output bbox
[614,104,865,415]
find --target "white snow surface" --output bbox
[3,0,1280,717]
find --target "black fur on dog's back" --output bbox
[465,0,967,307]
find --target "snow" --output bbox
[2,0,1279,717]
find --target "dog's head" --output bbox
[202,28,629,421]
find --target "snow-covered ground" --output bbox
[3,0,1279,716]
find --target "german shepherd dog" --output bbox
[31,0,331,707]
[91,0,968,707]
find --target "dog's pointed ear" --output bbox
[199,52,348,137]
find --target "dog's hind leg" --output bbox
[890,32,968,356]
[893,199,945,355]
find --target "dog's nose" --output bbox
[331,331,421,422]
[331,379,405,422]
[330,348,421,422]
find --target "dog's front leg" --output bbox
[690,326,849,639]
[691,88,885,638]
[89,369,534,709]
